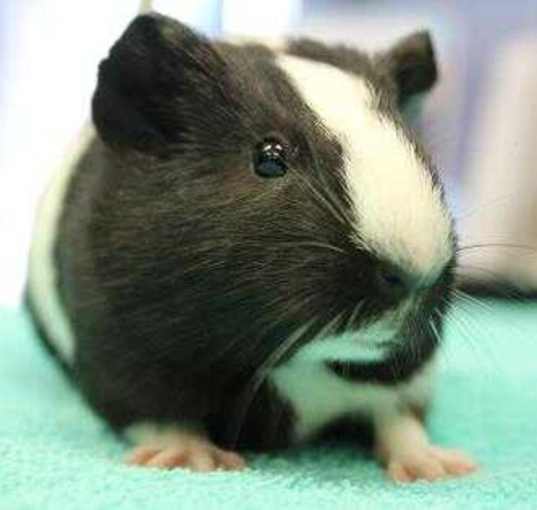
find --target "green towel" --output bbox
[1,300,537,510]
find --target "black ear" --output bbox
[92,13,226,153]
[378,31,438,106]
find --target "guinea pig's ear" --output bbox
[377,31,438,106]
[92,13,226,154]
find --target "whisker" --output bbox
[443,295,497,371]
[277,241,347,256]
[456,265,532,301]
[442,301,481,364]
[407,313,422,366]
[449,291,512,375]
[308,136,357,227]
[293,169,349,228]
[229,319,318,446]
[234,311,346,444]
[452,193,516,222]
[346,301,365,331]
[456,242,537,255]
[452,288,495,314]
[428,316,441,348]
[430,305,456,367]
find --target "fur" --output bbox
[271,356,435,442]
[27,13,454,453]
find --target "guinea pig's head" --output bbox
[92,13,455,375]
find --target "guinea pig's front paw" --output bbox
[126,441,246,472]
[375,412,477,483]
[384,445,477,483]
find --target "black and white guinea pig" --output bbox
[27,13,477,482]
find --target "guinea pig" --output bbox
[27,12,477,482]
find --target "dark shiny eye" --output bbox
[253,138,288,178]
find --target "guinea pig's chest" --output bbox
[270,353,435,443]
[270,360,400,441]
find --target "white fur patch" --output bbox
[293,317,402,364]
[27,124,94,363]
[270,357,435,442]
[293,335,388,364]
[294,300,416,363]
[277,55,452,283]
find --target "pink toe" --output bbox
[217,450,247,471]
[430,447,478,476]
[388,462,414,483]
[126,447,160,466]
[145,448,187,469]
[188,450,217,472]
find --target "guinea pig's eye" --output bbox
[253,138,288,178]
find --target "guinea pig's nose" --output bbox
[375,265,409,301]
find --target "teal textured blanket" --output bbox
[2,300,537,509]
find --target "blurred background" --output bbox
[1,0,537,306]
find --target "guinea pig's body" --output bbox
[27,13,476,481]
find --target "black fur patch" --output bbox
[35,14,454,450]
[93,14,229,154]
[376,31,438,107]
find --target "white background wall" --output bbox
[0,1,141,306]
